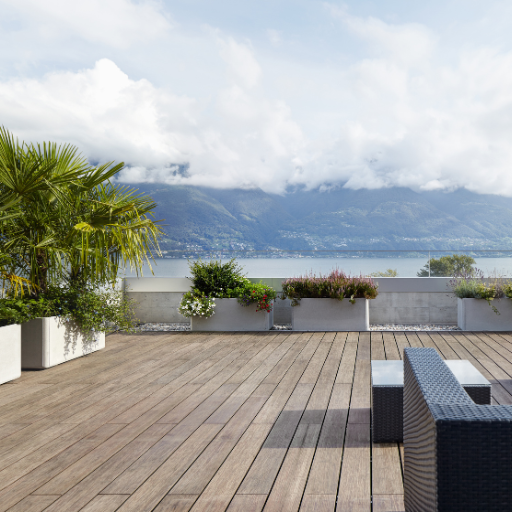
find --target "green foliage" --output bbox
[282,269,378,306]
[0,296,55,326]
[181,259,277,316]
[178,291,216,318]
[503,283,512,299]
[417,254,476,277]
[0,285,137,331]
[187,259,247,297]
[235,282,277,312]
[0,127,162,297]
[370,268,398,277]
[451,277,505,314]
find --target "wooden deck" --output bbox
[1,330,512,512]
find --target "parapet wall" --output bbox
[123,277,461,325]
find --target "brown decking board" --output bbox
[1,330,511,511]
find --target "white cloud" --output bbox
[0,52,303,193]
[3,8,512,197]
[217,37,262,89]
[0,0,171,47]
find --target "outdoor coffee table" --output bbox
[371,359,491,443]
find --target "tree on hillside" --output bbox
[417,254,476,277]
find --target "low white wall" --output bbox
[123,277,463,325]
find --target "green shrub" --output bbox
[188,259,246,297]
[451,277,505,314]
[235,282,277,312]
[282,269,378,306]
[0,285,137,332]
[181,259,277,316]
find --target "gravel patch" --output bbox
[135,323,191,331]
[370,324,460,331]
[129,322,460,332]
[271,324,292,330]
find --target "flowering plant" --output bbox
[178,291,216,318]
[235,282,277,312]
[450,271,506,315]
[180,259,277,317]
[282,269,378,306]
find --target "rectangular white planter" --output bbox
[291,298,369,331]
[0,324,21,384]
[191,298,273,331]
[21,316,105,369]
[458,298,512,331]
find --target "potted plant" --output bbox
[282,269,378,331]
[0,128,161,369]
[0,253,35,384]
[0,297,24,384]
[452,276,512,331]
[179,259,276,331]
[18,285,136,369]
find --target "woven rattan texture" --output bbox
[463,385,492,405]
[372,386,403,442]
[404,347,512,512]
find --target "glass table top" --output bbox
[371,360,490,386]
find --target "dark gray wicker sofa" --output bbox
[403,347,512,512]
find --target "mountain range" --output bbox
[127,183,512,254]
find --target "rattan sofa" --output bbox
[403,347,512,512]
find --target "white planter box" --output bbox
[191,298,273,331]
[21,316,105,369]
[458,298,512,331]
[291,298,369,331]
[0,324,21,384]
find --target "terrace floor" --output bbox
[1,330,512,512]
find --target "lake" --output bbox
[123,256,512,278]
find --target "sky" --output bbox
[2,0,512,195]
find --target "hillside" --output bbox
[127,183,512,254]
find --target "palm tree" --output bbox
[0,127,162,297]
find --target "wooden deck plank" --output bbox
[188,424,272,512]
[1,329,508,511]
[393,333,410,359]
[371,443,403,496]
[226,495,266,512]
[304,384,351,496]
[79,494,129,512]
[382,332,400,360]
[154,495,198,512]
[299,495,336,512]
[336,422,371,512]
[262,423,321,512]
[370,332,386,360]
[4,495,59,512]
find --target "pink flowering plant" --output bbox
[282,269,378,306]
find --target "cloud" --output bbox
[217,37,262,89]
[3,8,512,197]
[0,52,303,193]
[328,6,436,66]
[0,0,171,47]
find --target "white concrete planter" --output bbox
[0,324,21,384]
[191,298,273,331]
[21,316,105,369]
[457,298,512,331]
[291,298,369,331]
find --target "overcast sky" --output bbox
[2,0,512,195]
